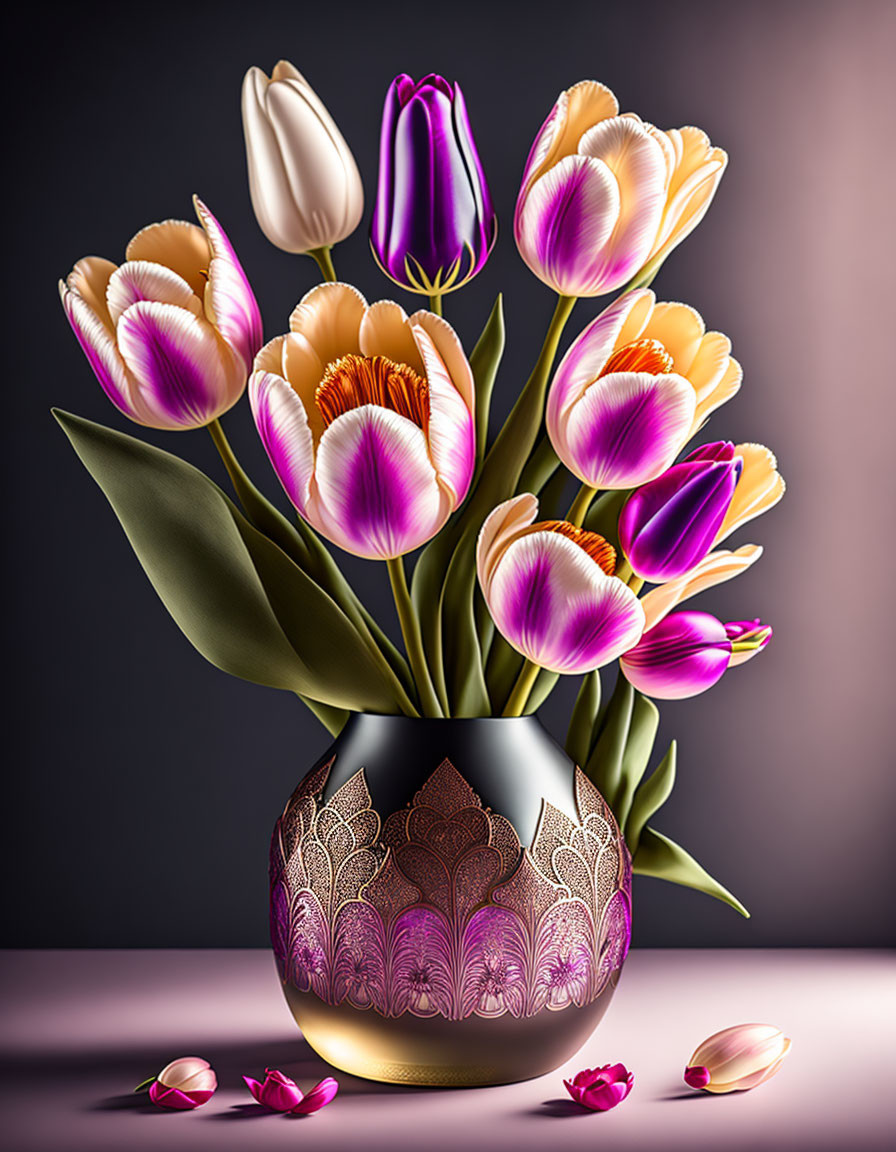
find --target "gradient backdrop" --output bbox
[5,0,893,948]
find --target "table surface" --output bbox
[1,949,892,1152]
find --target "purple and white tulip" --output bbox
[60,199,262,430]
[371,74,497,295]
[477,494,645,674]
[515,81,727,297]
[249,282,475,559]
[618,442,743,582]
[547,290,742,488]
[620,610,771,699]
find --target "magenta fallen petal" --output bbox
[563,1062,633,1112]
[243,1068,306,1112]
[684,1065,712,1089]
[148,1082,215,1110]
[289,1076,339,1114]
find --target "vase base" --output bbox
[284,981,620,1087]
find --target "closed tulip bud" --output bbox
[59,199,262,430]
[242,61,363,255]
[620,610,772,699]
[371,73,497,296]
[684,1024,792,1093]
[618,442,742,582]
[147,1056,217,1109]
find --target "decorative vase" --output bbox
[269,714,632,1087]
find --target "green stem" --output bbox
[628,575,645,596]
[387,556,444,718]
[615,557,633,585]
[567,483,598,528]
[308,246,337,283]
[503,659,543,717]
[428,293,443,317]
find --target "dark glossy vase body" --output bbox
[269,714,631,1086]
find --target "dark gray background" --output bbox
[5,0,893,948]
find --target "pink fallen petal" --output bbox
[243,1068,306,1112]
[563,1062,633,1112]
[289,1076,339,1114]
[684,1065,712,1089]
[148,1081,215,1110]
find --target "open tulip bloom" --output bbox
[56,64,783,917]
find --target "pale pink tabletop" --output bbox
[1,949,892,1151]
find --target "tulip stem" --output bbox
[387,556,445,718]
[567,484,598,528]
[503,659,543,717]
[627,576,645,596]
[615,557,633,584]
[308,246,337,283]
[428,294,443,317]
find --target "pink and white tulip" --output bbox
[250,282,475,559]
[477,494,645,674]
[684,1024,792,1093]
[148,1056,217,1110]
[243,1068,338,1114]
[515,81,727,297]
[547,290,741,489]
[60,199,262,430]
[564,1062,634,1111]
[620,610,772,699]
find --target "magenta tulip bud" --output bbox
[244,1069,338,1114]
[371,73,497,295]
[618,442,742,582]
[684,1024,791,1093]
[564,1062,634,1111]
[147,1056,217,1109]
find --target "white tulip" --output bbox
[241,60,364,256]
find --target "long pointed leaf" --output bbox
[614,692,660,829]
[469,294,505,470]
[633,826,750,917]
[625,740,676,852]
[55,409,402,713]
[566,671,601,766]
[584,673,634,815]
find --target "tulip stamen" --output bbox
[600,338,675,378]
[316,354,430,430]
[540,521,617,576]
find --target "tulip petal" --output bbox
[289,282,366,368]
[116,301,241,428]
[621,610,731,699]
[243,1076,264,1103]
[649,127,727,262]
[193,197,263,373]
[312,405,450,559]
[250,369,315,515]
[408,310,475,413]
[576,116,668,289]
[519,80,619,198]
[66,256,118,331]
[516,154,620,296]
[640,301,705,375]
[562,371,695,489]
[547,289,654,434]
[125,219,210,299]
[149,1084,211,1110]
[411,323,474,504]
[716,444,785,542]
[641,544,763,631]
[106,261,203,326]
[477,493,540,597]
[157,1056,213,1087]
[60,285,149,425]
[280,331,326,442]
[694,355,742,431]
[289,1076,338,1114]
[360,300,423,375]
[488,530,645,673]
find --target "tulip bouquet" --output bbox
[55,65,783,917]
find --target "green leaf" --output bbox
[565,671,601,766]
[633,826,750,918]
[583,488,629,553]
[614,691,659,827]
[625,740,676,852]
[298,694,349,737]
[55,409,403,713]
[523,667,559,713]
[469,294,505,471]
[584,673,634,814]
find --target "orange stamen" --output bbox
[540,521,617,576]
[600,338,674,378]
[315,354,429,430]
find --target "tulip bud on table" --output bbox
[684,1024,792,1093]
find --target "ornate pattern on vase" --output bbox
[270,759,631,1021]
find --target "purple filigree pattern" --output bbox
[270,758,631,1020]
